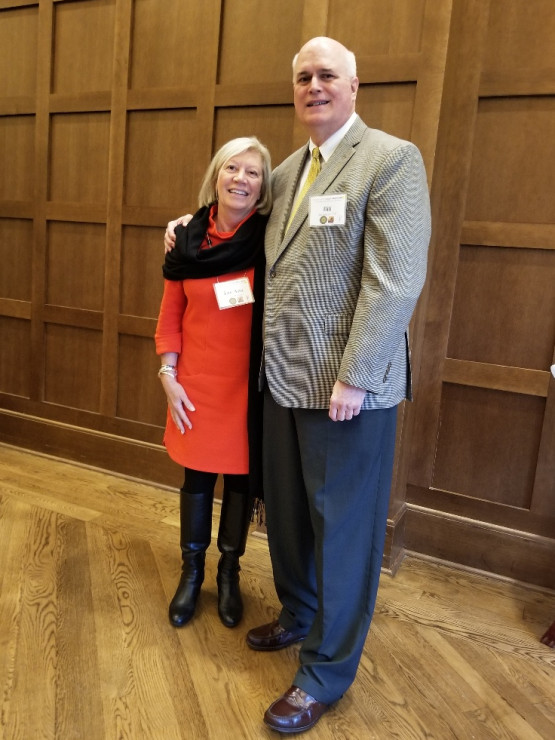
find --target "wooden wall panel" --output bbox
[466,98,555,224]
[448,245,554,371]
[218,0,303,85]
[47,222,105,310]
[0,115,35,200]
[356,83,416,141]
[51,0,115,95]
[119,225,164,318]
[116,334,166,426]
[49,113,110,203]
[432,385,544,507]
[129,0,213,90]
[0,0,552,588]
[482,0,555,74]
[406,0,555,588]
[44,324,103,411]
[0,6,38,99]
[124,109,199,210]
[0,219,33,300]
[0,317,32,397]
[213,106,295,169]
[328,0,426,55]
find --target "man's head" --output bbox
[292,37,359,146]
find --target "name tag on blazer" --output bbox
[309,194,347,227]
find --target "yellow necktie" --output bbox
[286,146,320,231]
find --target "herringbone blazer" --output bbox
[263,115,431,410]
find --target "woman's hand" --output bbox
[164,214,193,253]
[160,375,195,433]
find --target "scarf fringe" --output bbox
[251,497,266,526]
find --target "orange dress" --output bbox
[155,230,255,474]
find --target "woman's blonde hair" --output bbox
[198,136,273,215]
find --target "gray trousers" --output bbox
[263,387,397,704]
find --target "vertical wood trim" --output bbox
[531,352,555,515]
[387,0,454,557]
[100,0,132,415]
[411,0,453,181]
[291,0,331,151]
[408,0,492,487]
[31,0,54,403]
[195,0,223,176]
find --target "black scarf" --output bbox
[161,205,267,503]
[163,205,267,280]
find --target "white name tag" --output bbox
[213,276,254,310]
[309,194,347,226]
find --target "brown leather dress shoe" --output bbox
[264,686,329,733]
[246,619,306,651]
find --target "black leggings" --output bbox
[182,467,249,496]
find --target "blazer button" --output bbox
[269,268,277,278]
[383,362,392,382]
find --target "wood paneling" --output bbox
[0,0,553,588]
[218,0,303,86]
[406,0,555,587]
[46,222,106,310]
[129,0,213,90]
[0,5,38,99]
[0,115,35,200]
[0,219,33,300]
[44,324,103,411]
[124,109,200,210]
[432,385,544,507]
[448,245,554,370]
[51,0,115,94]
[49,113,111,203]
[466,98,555,224]
[327,0,426,56]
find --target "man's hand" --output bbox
[164,214,193,253]
[329,380,366,421]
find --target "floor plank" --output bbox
[0,443,554,739]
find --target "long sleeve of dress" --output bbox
[155,279,187,356]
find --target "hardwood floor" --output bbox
[1,443,554,739]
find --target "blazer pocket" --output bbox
[324,313,352,336]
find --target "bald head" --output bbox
[292,37,357,82]
[292,37,359,145]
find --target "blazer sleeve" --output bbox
[338,141,431,393]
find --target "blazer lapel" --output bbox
[278,117,367,250]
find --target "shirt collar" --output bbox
[309,112,358,163]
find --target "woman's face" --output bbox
[216,150,263,222]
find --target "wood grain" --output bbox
[0,444,553,739]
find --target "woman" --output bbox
[155,137,272,629]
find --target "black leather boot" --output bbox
[169,489,213,627]
[217,489,251,628]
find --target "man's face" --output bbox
[293,40,359,145]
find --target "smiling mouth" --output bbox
[307,100,329,107]
[229,189,248,196]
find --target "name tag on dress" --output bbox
[309,194,347,226]
[213,277,254,310]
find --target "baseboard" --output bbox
[0,408,178,488]
[404,503,555,590]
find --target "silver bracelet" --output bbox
[158,364,176,379]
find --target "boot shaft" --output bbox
[217,488,252,558]
[179,489,214,556]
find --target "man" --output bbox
[165,36,431,734]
